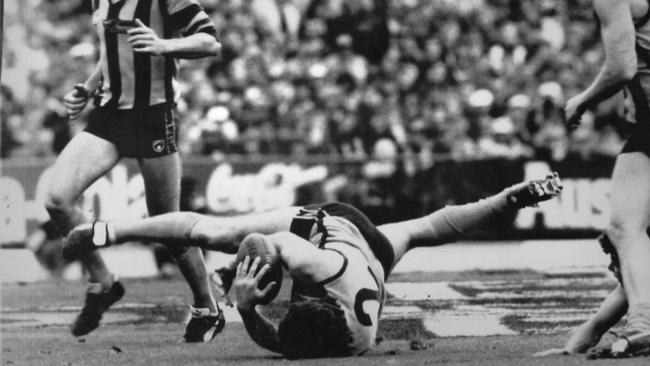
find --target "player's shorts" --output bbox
[85,103,178,158]
[622,74,650,157]
[289,202,395,277]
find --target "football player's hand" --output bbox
[127,19,167,55]
[63,85,89,120]
[532,348,571,357]
[564,95,587,131]
[233,256,276,310]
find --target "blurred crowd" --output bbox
[1,0,630,164]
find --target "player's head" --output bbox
[277,297,353,358]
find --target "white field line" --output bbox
[424,312,517,337]
[386,282,468,300]
[475,289,610,299]
[454,277,615,290]
[1,311,142,329]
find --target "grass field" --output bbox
[2,270,649,365]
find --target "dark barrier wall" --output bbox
[0,157,615,246]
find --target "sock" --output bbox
[426,192,510,243]
[190,304,219,317]
[92,221,110,247]
[627,303,650,333]
[87,275,118,294]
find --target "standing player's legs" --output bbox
[606,152,650,332]
[138,152,217,313]
[45,132,121,288]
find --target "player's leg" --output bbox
[606,152,650,334]
[378,175,562,272]
[66,206,303,255]
[44,131,125,336]
[138,151,227,341]
[45,131,121,287]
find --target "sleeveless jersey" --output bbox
[291,216,386,355]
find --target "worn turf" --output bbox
[2,273,649,365]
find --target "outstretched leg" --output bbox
[378,175,562,272]
[64,207,302,259]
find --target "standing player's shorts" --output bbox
[85,103,178,158]
[623,73,650,157]
[289,202,395,278]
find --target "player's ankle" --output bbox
[87,275,118,294]
[190,303,219,317]
[192,297,218,314]
[90,221,112,247]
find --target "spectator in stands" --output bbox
[0,0,627,163]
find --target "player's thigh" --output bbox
[377,221,417,269]
[608,152,650,232]
[138,152,181,215]
[47,132,120,203]
[190,206,302,251]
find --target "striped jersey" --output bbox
[623,0,650,124]
[635,0,650,74]
[91,0,217,109]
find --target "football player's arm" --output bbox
[534,285,627,356]
[83,57,104,94]
[63,55,104,119]
[236,232,343,352]
[127,17,220,58]
[267,231,344,284]
[565,0,636,127]
[156,32,220,59]
[238,306,282,353]
[234,257,282,353]
[159,0,220,58]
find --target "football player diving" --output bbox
[63,174,561,358]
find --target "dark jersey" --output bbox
[92,0,217,109]
[622,0,650,154]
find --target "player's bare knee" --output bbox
[606,218,646,250]
[178,212,206,242]
[188,215,240,252]
[44,191,75,215]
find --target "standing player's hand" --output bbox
[63,84,90,120]
[127,19,167,55]
[564,95,587,131]
[233,256,276,310]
